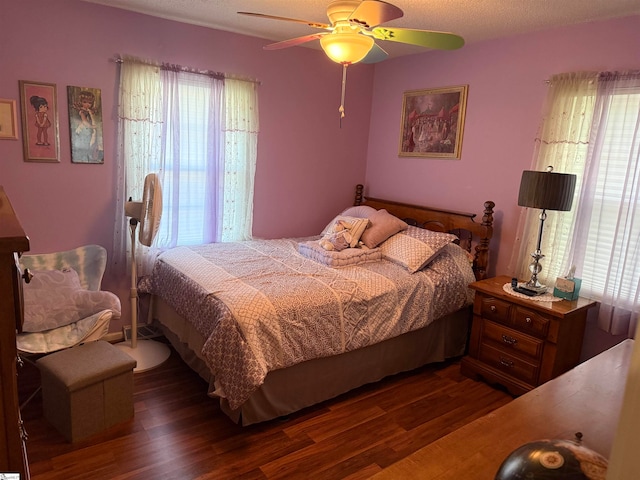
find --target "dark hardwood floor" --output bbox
[18,345,512,480]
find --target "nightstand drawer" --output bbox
[480,296,512,325]
[513,306,550,338]
[479,343,540,385]
[482,320,544,360]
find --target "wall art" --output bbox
[0,99,18,140]
[67,86,104,163]
[398,85,468,159]
[19,80,60,162]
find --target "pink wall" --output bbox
[0,0,373,330]
[1,0,639,342]
[365,15,640,279]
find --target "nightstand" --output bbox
[461,275,597,396]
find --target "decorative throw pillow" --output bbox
[360,209,408,248]
[380,226,458,273]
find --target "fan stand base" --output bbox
[116,339,171,373]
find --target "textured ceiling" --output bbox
[80,0,640,58]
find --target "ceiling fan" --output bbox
[239,0,464,122]
[239,0,464,64]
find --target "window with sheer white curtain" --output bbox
[516,71,640,336]
[113,57,259,275]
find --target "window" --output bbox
[575,85,640,309]
[113,57,259,274]
[519,71,640,335]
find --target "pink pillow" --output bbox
[360,209,408,248]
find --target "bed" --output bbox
[143,185,495,425]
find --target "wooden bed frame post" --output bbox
[354,184,364,206]
[473,201,495,280]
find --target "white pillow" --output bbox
[340,205,377,219]
[380,226,458,273]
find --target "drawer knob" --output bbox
[499,357,514,368]
[525,317,532,324]
[502,334,518,345]
[490,305,497,312]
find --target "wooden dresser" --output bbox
[0,186,31,478]
[461,275,597,395]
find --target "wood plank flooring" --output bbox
[18,345,512,480]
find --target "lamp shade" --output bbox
[518,170,577,211]
[320,33,375,65]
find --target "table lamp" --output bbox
[517,166,577,295]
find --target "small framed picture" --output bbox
[0,99,18,140]
[67,86,104,163]
[19,80,60,162]
[398,85,468,159]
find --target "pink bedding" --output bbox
[142,237,475,410]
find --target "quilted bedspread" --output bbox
[144,238,475,410]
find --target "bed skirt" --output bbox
[153,296,471,425]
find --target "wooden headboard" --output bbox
[353,184,495,280]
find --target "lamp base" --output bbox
[522,282,548,295]
[116,339,171,373]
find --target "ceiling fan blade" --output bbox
[238,11,330,30]
[264,33,327,50]
[361,43,388,64]
[349,0,403,28]
[372,26,465,50]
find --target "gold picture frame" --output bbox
[398,85,468,159]
[19,80,60,162]
[0,99,18,140]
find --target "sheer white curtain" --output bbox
[154,69,225,250]
[221,78,259,242]
[512,72,597,284]
[113,57,259,275]
[568,71,640,335]
[113,57,163,277]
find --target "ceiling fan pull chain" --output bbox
[339,64,348,126]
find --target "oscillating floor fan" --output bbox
[117,173,171,372]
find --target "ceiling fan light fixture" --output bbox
[320,33,374,64]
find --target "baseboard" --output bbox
[103,331,124,344]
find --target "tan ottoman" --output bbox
[37,340,137,442]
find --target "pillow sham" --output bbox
[298,240,382,267]
[23,268,122,332]
[360,209,408,248]
[321,215,369,248]
[380,225,458,273]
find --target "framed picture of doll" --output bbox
[67,86,104,164]
[19,80,60,162]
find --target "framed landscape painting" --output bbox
[19,80,60,162]
[398,85,468,159]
